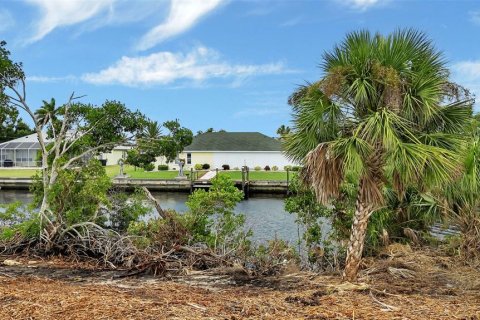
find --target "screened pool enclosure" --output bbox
[0,134,44,167]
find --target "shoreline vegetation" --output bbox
[0,165,289,181]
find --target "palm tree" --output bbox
[284,29,472,281]
[142,120,162,141]
[276,125,291,139]
[35,98,56,127]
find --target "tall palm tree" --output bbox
[284,29,472,281]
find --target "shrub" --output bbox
[254,166,261,171]
[158,164,169,171]
[291,166,301,172]
[194,163,203,170]
[284,165,292,171]
[144,163,155,171]
[272,166,278,171]
[233,167,240,170]
[264,165,271,171]
[184,175,250,249]
[222,164,230,170]
[202,163,211,170]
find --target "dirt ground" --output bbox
[0,245,479,319]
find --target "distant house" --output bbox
[180,132,294,169]
[0,133,50,167]
[2,131,295,170]
[102,131,296,170]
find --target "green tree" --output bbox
[159,119,193,176]
[284,29,472,281]
[184,175,247,249]
[276,125,291,140]
[0,104,32,142]
[125,121,162,169]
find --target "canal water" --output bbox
[0,190,303,244]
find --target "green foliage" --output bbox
[158,120,193,163]
[285,172,444,269]
[127,176,250,253]
[105,189,150,232]
[158,164,169,171]
[39,100,148,158]
[202,163,210,169]
[39,160,111,225]
[0,105,33,143]
[254,166,261,171]
[222,164,230,170]
[127,213,188,249]
[183,175,249,249]
[144,163,155,172]
[272,166,278,171]
[276,125,291,139]
[284,174,341,269]
[284,165,292,171]
[0,41,24,108]
[194,163,203,170]
[125,148,157,169]
[0,202,40,240]
[264,165,271,171]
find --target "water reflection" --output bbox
[0,190,301,243]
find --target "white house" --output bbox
[178,132,294,170]
[103,132,295,170]
[1,132,296,170]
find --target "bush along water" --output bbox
[1,162,297,275]
[284,174,441,272]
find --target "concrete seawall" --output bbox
[0,178,289,194]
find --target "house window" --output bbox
[187,153,191,164]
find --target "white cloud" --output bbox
[26,0,115,43]
[452,61,480,82]
[452,60,480,106]
[0,9,15,32]
[136,0,224,51]
[341,0,385,11]
[469,11,480,25]
[82,46,291,87]
[28,75,77,83]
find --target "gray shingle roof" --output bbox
[184,132,281,152]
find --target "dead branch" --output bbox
[142,187,168,219]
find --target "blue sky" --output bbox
[1,0,480,136]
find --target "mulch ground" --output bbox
[0,245,479,319]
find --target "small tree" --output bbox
[158,120,193,177]
[0,41,148,245]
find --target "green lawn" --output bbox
[106,165,181,179]
[219,170,289,181]
[0,168,39,178]
[0,166,288,181]
[0,165,181,180]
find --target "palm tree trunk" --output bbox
[343,143,384,282]
[343,193,372,282]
